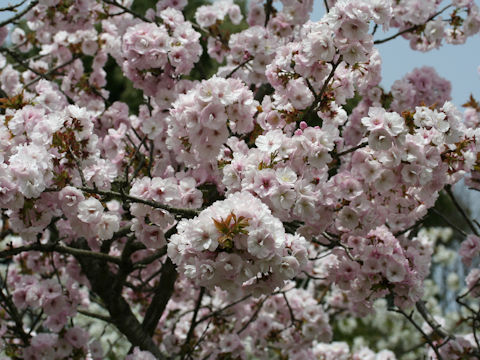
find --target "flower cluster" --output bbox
[195,0,243,28]
[390,66,452,113]
[121,9,202,96]
[129,175,203,249]
[167,76,258,175]
[327,226,433,312]
[1,0,480,359]
[58,187,121,243]
[219,26,279,85]
[168,192,308,297]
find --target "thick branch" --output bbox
[141,257,177,336]
[73,239,165,359]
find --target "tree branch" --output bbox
[301,57,342,122]
[73,238,166,359]
[225,56,253,79]
[0,0,37,28]
[102,0,152,23]
[0,242,122,264]
[141,258,177,336]
[0,0,28,12]
[181,286,205,359]
[445,185,479,236]
[23,56,79,89]
[394,307,444,360]
[374,5,453,45]
[80,187,199,219]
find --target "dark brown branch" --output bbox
[78,309,112,322]
[237,296,268,334]
[225,56,253,79]
[445,185,479,236]
[416,301,451,340]
[0,0,37,27]
[0,242,122,264]
[182,287,206,359]
[23,56,78,89]
[264,0,274,27]
[301,57,342,121]
[374,4,452,45]
[141,257,177,336]
[0,47,44,77]
[133,246,167,269]
[394,214,429,237]
[195,294,252,325]
[336,141,368,157]
[282,292,297,327]
[0,0,28,12]
[394,307,444,360]
[431,208,468,237]
[102,0,152,23]
[73,239,166,359]
[80,187,199,218]
[0,280,30,345]
[323,0,329,13]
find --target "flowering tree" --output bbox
[1,0,480,358]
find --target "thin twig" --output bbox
[393,307,443,360]
[0,242,122,264]
[0,0,37,28]
[394,215,429,237]
[132,246,167,269]
[102,0,151,23]
[282,292,297,327]
[301,57,342,121]
[374,4,452,45]
[78,309,112,322]
[23,56,78,89]
[431,208,468,237]
[80,187,199,218]
[195,294,252,325]
[68,146,87,187]
[0,47,44,77]
[336,141,368,157]
[0,0,28,12]
[445,185,479,236]
[225,56,253,79]
[0,272,30,344]
[237,296,268,334]
[182,287,206,359]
